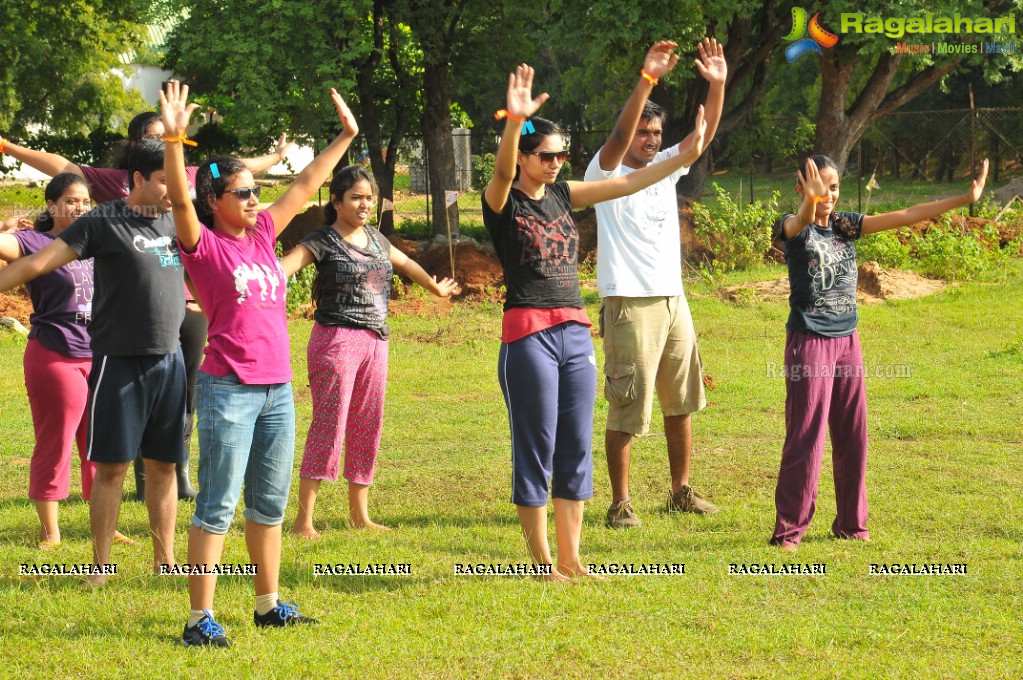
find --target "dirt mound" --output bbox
[574,208,598,264]
[277,204,326,251]
[413,242,504,300]
[386,234,419,258]
[723,262,946,305]
[0,286,33,326]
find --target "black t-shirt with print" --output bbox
[59,200,184,355]
[776,211,864,337]
[300,224,393,339]
[481,181,584,310]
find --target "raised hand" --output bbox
[643,40,679,80]
[797,158,828,203]
[158,80,200,137]
[694,37,727,85]
[274,133,295,159]
[432,276,461,298]
[506,64,549,120]
[330,89,359,137]
[966,158,989,204]
[691,105,707,157]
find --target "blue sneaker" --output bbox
[253,600,317,628]
[182,611,231,648]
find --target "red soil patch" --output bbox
[722,261,947,305]
[412,242,505,301]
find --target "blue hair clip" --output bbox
[521,120,535,135]
[210,163,220,179]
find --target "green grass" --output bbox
[0,264,1021,677]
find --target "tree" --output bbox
[0,1,152,153]
[388,0,511,238]
[808,0,1023,171]
[163,0,420,234]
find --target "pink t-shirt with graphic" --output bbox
[179,211,291,384]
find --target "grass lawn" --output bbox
[0,264,1021,678]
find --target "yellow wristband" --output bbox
[640,69,658,86]
[163,135,199,147]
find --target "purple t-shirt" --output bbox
[80,165,200,204]
[15,230,94,357]
[180,211,291,384]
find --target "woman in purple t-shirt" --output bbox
[162,80,359,647]
[0,173,129,548]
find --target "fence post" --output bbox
[857,139,863,213]
[969,84,976,217]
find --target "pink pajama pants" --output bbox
[299,324,388,485]
[771,330,869,547]
[24,339,95,501]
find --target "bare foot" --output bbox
[558,562,608,582]
[533,567,572,584]
[776,543,797,552]
[291,525,322,540]
[351,519,391,532]
[112,531,136,546]
[83,574,109,588]
[38,540,60,551]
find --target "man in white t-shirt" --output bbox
[585,39,727,528]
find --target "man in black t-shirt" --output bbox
[0,139,186,585]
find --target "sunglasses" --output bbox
[524,150,568,164]
[223,186,262,200]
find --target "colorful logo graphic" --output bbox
[784,8,840,62]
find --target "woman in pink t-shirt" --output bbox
[161,80,358,648]
[2,113,293,502]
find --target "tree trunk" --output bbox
[421,60,460,238]
[677,152,712,201]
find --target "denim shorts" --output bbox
[192,372,296,534]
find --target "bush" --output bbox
[693,183,779,272]
[471,153,495,190]
[908,218,1009,281]
[856,229,913,269]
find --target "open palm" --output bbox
[506,64,549,120]
[159,80,199,137]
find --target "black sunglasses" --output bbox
[223,186,261,200]
[524,150,568,164]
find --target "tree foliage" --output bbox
[0,1,152,138]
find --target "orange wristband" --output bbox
[163,135,198,147]
[0,137,7,154]
[640,69,658,86]
[494,110,527,123]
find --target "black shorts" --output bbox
[85,350,188,464]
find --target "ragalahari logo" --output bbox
[784,7,840,62]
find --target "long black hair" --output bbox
[798,154,839,177]
[514,117,563,181]
[324,165,378,225]
[194,157,248,229]
[35,173,89,232]
[111,111,162,170]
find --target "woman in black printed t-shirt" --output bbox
[481,64,709,581]
[769,154,988,549]
[282,166,459,538]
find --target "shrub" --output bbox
[693,183,779,272]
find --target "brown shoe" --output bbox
[606,499,642,529]
[666,486,718,514]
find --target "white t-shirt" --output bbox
[585,146,688,298]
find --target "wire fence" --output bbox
[392,106,1023,229]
